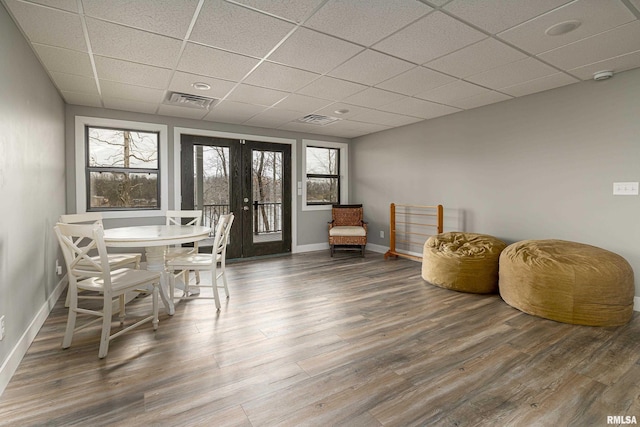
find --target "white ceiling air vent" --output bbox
[296,114,341,126]
[166,92,218,109]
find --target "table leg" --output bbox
[145,246,175,315]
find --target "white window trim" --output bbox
[302,139,348,211]
[74,116,168,218]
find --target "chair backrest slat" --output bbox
[166,210,202,226]
[60,212,104,225]
[332,204,363,226]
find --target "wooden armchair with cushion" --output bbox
[328,204,367,257]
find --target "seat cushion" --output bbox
[329,226,366,237]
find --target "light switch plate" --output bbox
[613,182,639,195]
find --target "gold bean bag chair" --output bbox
[499,240,634,326]
[422,232,507,294]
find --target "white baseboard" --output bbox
[366,243,388,254]
[635,296,640,312]
[294,242,329,253]
[0,277,67,396]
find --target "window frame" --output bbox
[302,140,348,211]
[75,116,168,219]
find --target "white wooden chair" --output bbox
[167,213,234,310]
[60,212,143,307]
[54,222,160,358]
[165,210,203,285]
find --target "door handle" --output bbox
[243,206,249,211]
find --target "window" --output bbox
[86,127,160,210]
[302,140,348,210]
[75,116,168,218]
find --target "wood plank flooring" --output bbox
[1,251,639,426]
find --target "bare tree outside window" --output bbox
[306,146,339,204]
[87,127,159,210]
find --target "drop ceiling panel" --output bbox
[190,0,295,57]
[226,84,289,107]
[103,97,158,114]
[303,0,432,47]
[244,108,302,128]
[568,50,640,80]
[94,56,172,89]
[99,80,165,103]
[50,72,99,94]
[351,109,424,127]
[465,58,559,89]
[416,80,490,104]
[168,71,237,99]
[5,0,86,51]
[244,62,320,92]
[444,0,572,34]
[157,104,208,120]
[273,94,333,113]
[312,102,371,120]
[375,66,457,96]
[498,0,636,55]
[177,43,260,81]
[296,76,367,101]
[82,0,198,39]
[538,21,640,70]
[60,91,102,108]
[500,72,579,97]
[268,27,363,74]
[204,101,266,124]
[341,87,405,108]
[379,97,461,119]
[425,38,528,78]
[446,91,513,110]
[231,0,325,24]
[32,44,94,77]
[328,49,414,86]
[373,11,487,64]
[86,18,182,68]
[25,0,77,13]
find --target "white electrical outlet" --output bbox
[0,315,5,341]
[380,231,384,238]
[613,182,639,195]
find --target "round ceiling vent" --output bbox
[593,71,614,81]
[545,20,581,36]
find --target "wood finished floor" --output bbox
[1,251,639,427]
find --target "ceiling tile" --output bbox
[499,72,579,97]
[190,0,295,57]
[465,58,558,89]
[178,43,260,81]
[538,21,640,70]
[244,62,320,92]
[157,104,209,120]
[99,80,165,103]
[25,0,77,12]
[103,97,158,114]
[226,84,289,107]
[499,0,636,55]
[630,0,640,10]
[232,0,325,24]
[296,76,367,100]
[373,11,486,64]
[312,102,371,119]
[32,43,93,77]
[329,120,392,137]
[416,80,489,104]
[168,71,237,99]
[268,27,363,74]
[426,38,528,78]
[82,0,198,39]
[444,0,572,34]
[328,49,414,86]
[378,97,461,119]
[568,50,640,80]
[94,56,172,89]
[273,94,333,113]
[50,72,98,94]
[244,108,302,128]
[304,0,432,46]
[375,66,457,96]
[86,18,182,68]
[203,101,266,124]
[351,109,424,127]
[446,91,512,109]
[60,91,102,107]
[341,87,405,108]
[5,0,86,51]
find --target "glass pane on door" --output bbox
[194,145,230,245]
[252,149,283,243]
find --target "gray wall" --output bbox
[352,67,640,297]
[64,105,349,247]
[0,2,66,378]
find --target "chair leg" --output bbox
[98,297,113,359]
[220,259,229,298]
[361,245,365,257]
[330,245,334,257]
[195,270,201,285]
[62,288,78,349]
[211,265,221,310]
[118,294,126,325]
[152,284,159,330]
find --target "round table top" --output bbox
[103,225,212,248]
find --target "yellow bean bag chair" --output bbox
[422,232,507,294]
[499,239,634,326]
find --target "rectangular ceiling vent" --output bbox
[296,114,341,126]
[165,92,218,109]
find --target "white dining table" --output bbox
[103,224,212,315]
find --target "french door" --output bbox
[181,135,292,259]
